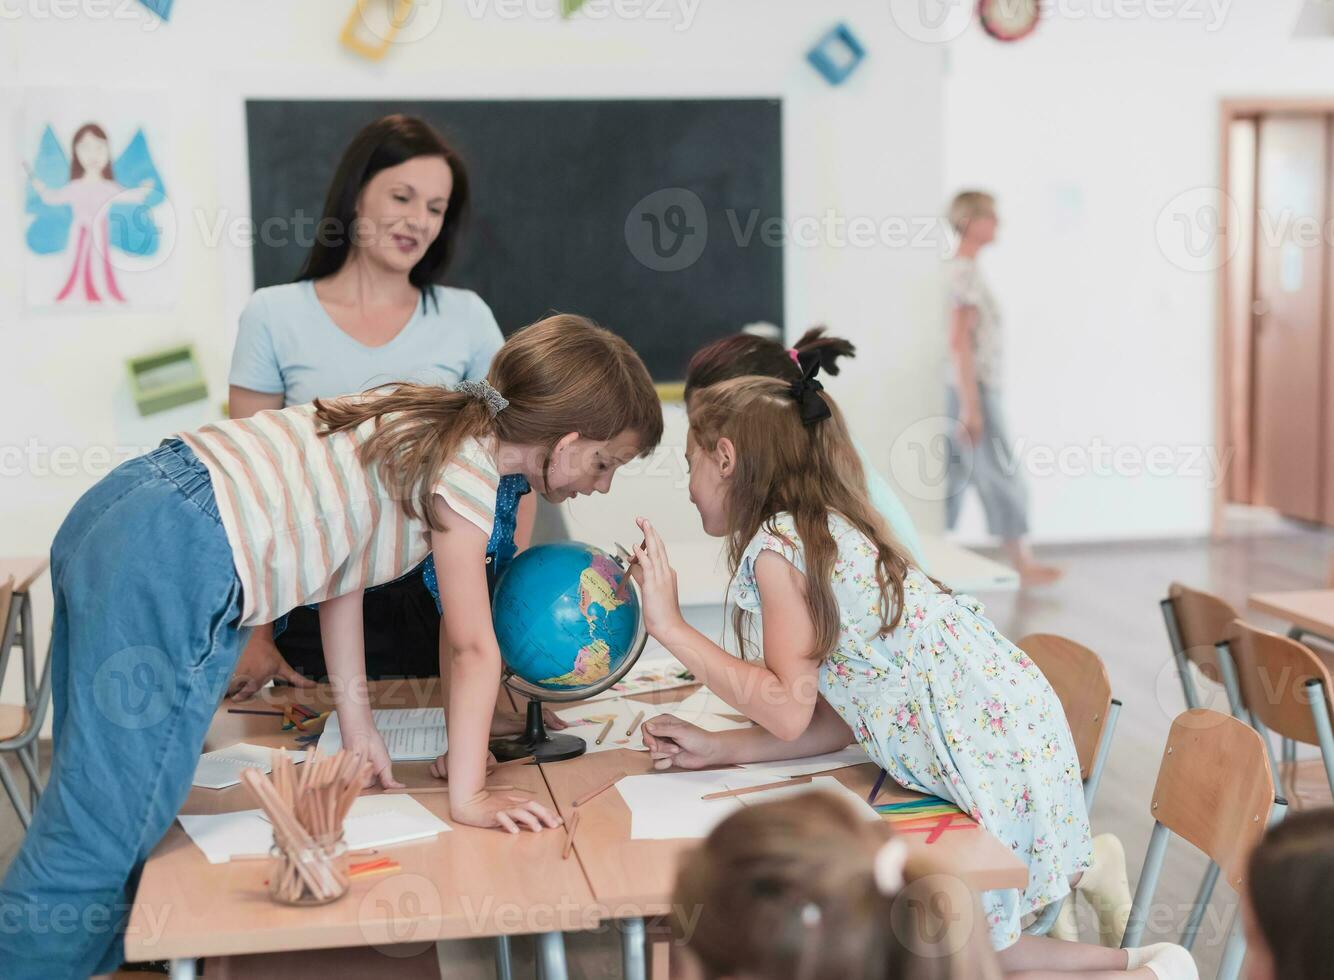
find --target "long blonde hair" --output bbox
[672,792,1000,980]
[315,313,663,531]
[689,375,913,661]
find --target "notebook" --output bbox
[316,708,447,761]
[191,744,307,790]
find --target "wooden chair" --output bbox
[1219,619,1334,813]
[1161,583,1244,714]
[1122,709,1282,980]
[1017,633,1122,936]
[0,575,53,828]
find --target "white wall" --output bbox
[942,0,1334,543]
[0,2,947,684]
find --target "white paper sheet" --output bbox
[735,745,872,779]
[178,794,450,864]
[191,744,307,790]
[317,708,446,761]
[616,771,880,841]
[554,699,673,754]
[666,688,754,733]
[616,769,769,840]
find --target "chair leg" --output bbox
[1305,680,1334,798]
[1180,862,1219,952]
[1023,895,1067,937]
[0,755,32,828]
[1216,908,1249,980]
[1213,642,1246,720]
[1122,822,1170,949]
[1084,700,1120,812]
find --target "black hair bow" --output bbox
[789,350,832,426]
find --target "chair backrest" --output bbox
[1018,633,1112,781]
[1150,709,1275,891]
[1167,583,1240,683]
[1224,619,1334,745]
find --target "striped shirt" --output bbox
[178,402,499,627]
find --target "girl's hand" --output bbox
[960,406,984,446]
[641,715,727,771]
[451,788,564,834]
[428,750,498,781]
[630,518,686,640]
[340,724,404,790]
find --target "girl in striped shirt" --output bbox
[0,314,663,980]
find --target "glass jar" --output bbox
[268,833,349,907]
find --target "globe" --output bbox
[491,541,645,700]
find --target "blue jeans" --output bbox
[0,440,248,978]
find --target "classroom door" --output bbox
[1249,114,1329,523]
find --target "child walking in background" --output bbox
[674,791,1192,980]
[634,361,1194,977]
[0,314,662,980]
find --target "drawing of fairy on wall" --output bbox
[22,94,173,309]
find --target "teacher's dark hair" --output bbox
[297,114,471,311]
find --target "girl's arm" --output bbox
[643,695,854,771]
[633,518,822,742]
[319,588,402,789]
[430,495,561,833]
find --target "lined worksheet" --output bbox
[316,708,447,761]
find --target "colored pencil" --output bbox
[700,776,812,801]
[866,768,888,805]
[595,717,615,745]
[625,710,645,737]
[562,809,581,860]
[228,708,285,717]
[572,772,623,808]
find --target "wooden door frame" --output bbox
[1214,97,1334,536]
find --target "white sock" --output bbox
[1129,944,1199,980]
[1124,943,1173,970]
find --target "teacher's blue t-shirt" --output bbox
[229,281,504,405]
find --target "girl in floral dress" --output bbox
[632,359,1197,979]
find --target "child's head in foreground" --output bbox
[1244,807,1334,980]
[671,791,1000,980]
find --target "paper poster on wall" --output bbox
[20,88,177,311]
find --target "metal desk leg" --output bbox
[169,958,197,980]
[621,917,647,980]
[493,935,513,980]
[536,932,568,980]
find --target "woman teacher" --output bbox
[227,113,535,696]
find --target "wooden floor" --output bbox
[4,514,1331,978]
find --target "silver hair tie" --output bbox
[455,379,509,417]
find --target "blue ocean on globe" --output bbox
[491,542,642,693]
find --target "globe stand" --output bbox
[489,699,587,763]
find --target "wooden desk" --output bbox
[541,748,1028,916]
[126,681,595,978]
[1248,590,1334,642]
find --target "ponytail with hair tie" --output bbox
[788,351,833,426]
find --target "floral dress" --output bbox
[732,513,1093,950]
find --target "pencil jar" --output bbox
[268,832,349,907]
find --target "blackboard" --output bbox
[245,99,784,381]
